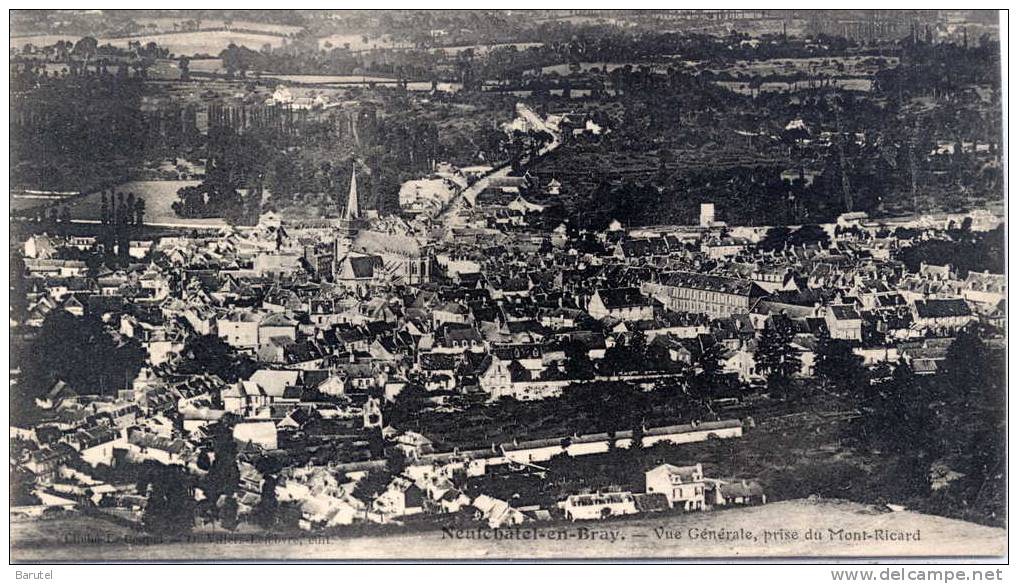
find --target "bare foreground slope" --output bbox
[12,500,1005,561]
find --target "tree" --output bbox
[689,335,726,398]
[787,224,831,248]
[125,192,136,226]
[203,420,240,518]
[386,447,409,475]
[934,331,1005,516]
[220,495,240,531]
[252,475,279,529]
[142,465,195,535]
[384,384,431,429]
[815,336,866,394]
[757,226,792,252]
[628,330,646,354]
[855,362,939,483]
[352,470,393,502]
[10,255,29,324]
[134,198,146,226]
[562,381,648,434]
[11,465,41,506]
[630,422,645,450]
[562,340,595,380]
[178,56,191,81]
[100,192,110,225]
[71,36,98,60]
[176,335,257,383]
[938,330,993,400]
[755,323,802,398]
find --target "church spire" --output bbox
[344,163,360,220]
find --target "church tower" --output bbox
[338,163,362,236]
[335,163,365,260]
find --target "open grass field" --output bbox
[262,74,400,85]
[9,34,79,49]
[715,78,874,94]
[63,180,228,228]
[102,30,288,56]
[713,55,899,77]
[187,58,223,73]
[540,61,670,75]
[133,18,303,36]
[10,196,74,212]
[12,30,290,56]
[433,42,545,56]
[317,33,409,52]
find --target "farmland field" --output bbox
[434,42,545,56]
[262,74,399,85]
[101,31,288,57]
[715,78,874,94]
[712,55,899,77]
[540,62,670,75]
[9,34,79,49]
[187,58,223,73]
[12,30,291,56]
[10,196,64,212]
[133,18,303,36]
[63,180,229,228]
[317,33,409,52]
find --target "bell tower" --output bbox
[337,163,363,238]
[335,163,365,263]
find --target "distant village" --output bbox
[9,104,1006,536]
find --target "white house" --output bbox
[472,494,526,528]
[645,463,707,511]
[825,305,863,341]
[587,288,655,321]
[560,491,638,521]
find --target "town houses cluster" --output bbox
[9,108,1006,534]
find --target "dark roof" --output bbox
[829,305,861,320]
[595,287,650,309]
[419,353,460,371]
[443,325,482,343]
[662,272,762,297]
[618,239,655,257]
[492,344,543,360]
[347,256,381,279]
[876,294,907,308]
[914,298,972,319]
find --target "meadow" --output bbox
[715,78,874,94]
[132,18,303,36]
[102,30,288,57]
[10,34,78,49]
[12,30,290,57]
[317,33,408,52]
[64,180,228,228]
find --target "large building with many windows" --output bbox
[642,272,766,318]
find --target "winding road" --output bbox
[435,105,562,228]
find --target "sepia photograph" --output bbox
[7,8,1007,565]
